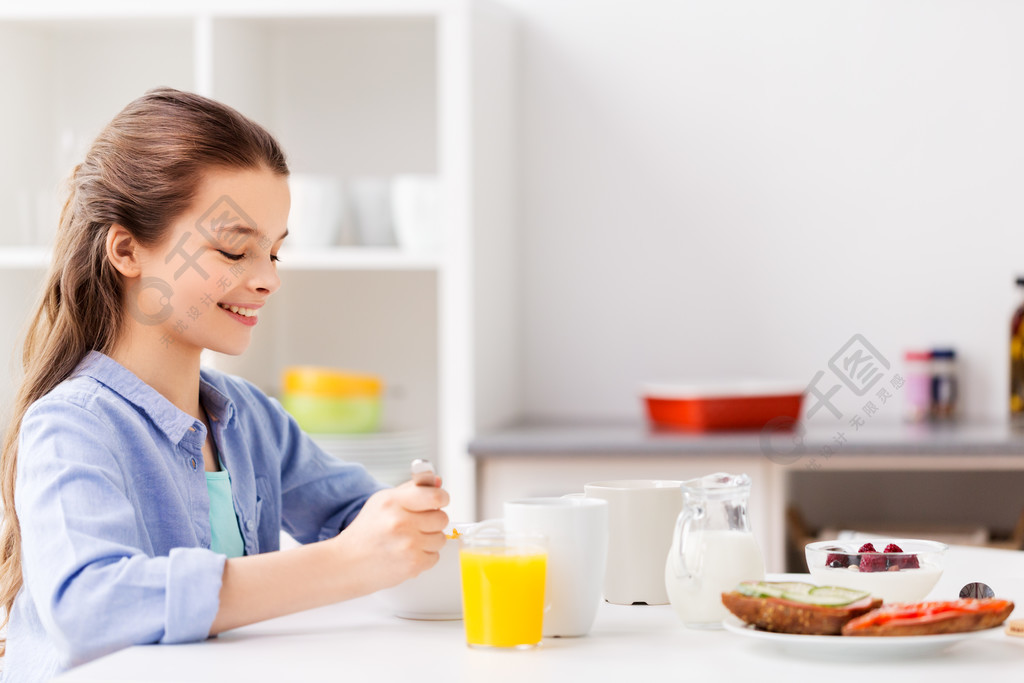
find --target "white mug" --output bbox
[286,174,349,247]
[391,175,441,252]
[503,497,609,637]
[350,177,397,246]
[582,480,683,606]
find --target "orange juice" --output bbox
[460,546,547,648]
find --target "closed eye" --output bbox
[217,250,246,262]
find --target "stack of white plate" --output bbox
[311,431,432,486]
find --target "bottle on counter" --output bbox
[1011,277,1024,428]
[929,348,958,421]
[903,350,932,423]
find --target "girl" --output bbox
[0,88,449,682]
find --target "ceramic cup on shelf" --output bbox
[391,174,441,252]
[504,496,608,637]
[580,480,683,605]
[350,177,398,247]
[286,174,350,247]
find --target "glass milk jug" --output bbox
[664,472,764,629]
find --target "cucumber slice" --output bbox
[793,586,871,607]
[736,581,815,599]
[734,581,870,606]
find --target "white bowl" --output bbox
[375,525,468,620]
[805,538,947,604]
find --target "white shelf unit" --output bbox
[0,0,519,522]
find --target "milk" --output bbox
[665,529,765,628]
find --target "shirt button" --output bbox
[190,457,197,470]
[245,520,254,532]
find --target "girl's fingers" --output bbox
[416,509,449,535]
[398,483,450,512]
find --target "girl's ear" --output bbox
[105,224,142,277]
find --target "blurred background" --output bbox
[1,0,1022,537]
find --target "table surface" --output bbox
[55,545,1024,683]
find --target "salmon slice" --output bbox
[842,598,1015,636]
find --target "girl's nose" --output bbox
[248,252,281,295]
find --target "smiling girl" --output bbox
[0,88,449,681]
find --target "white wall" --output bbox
[509,0,1024,423]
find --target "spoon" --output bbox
[410,458,437,487]
[959,582,995,599]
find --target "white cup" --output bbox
[287,174,349,247]
[504,497,609,637]
[350,177,397,246]
[391,175,441,252]
[582,480,683,606]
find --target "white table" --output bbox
[56,545,1024,682]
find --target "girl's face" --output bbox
[128,167,290,357]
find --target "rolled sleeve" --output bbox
[164,547,225,644]
[16,398,225,666]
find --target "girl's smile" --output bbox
[216,302,264,327]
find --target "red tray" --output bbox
[642,382,804,432]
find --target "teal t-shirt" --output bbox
[206,470,245,558]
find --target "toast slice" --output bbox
[722,581,883,636]
[841,598,1015,636]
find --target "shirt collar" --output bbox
[74,351,236,445]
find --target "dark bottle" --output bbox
[1012,278,1024,427]
[930,348,957,421]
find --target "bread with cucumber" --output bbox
[722,581,882,635]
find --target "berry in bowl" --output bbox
[805,539,947,604]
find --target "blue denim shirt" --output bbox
[4,351,386,681]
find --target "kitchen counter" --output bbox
[468,420,1024,571]
[55,544,1024,682]
[468,419,1024,457]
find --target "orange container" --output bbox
[642,382,804,432]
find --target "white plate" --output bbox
[722,616,993,659]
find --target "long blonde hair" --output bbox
[0,87,288,652]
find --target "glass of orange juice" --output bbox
[459,525,548,649]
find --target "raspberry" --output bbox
[858,542,877,553]
[859,553,887,572]
[826,553,850,568]
[895,554,920,569]
[881,542,919,568]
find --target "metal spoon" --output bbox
[959,582,995,599]
[410,458,436,486]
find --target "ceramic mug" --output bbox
[286,174,349,247]
[504,496,609,637]
[582,480,683,605]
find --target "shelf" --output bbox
[0,0,461,20]
[0,247,51,269]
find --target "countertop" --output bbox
[55,544,1024,682]
[468,419,1024,458]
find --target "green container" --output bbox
[281,394,382,434]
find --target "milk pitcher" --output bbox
[664,472,765,629]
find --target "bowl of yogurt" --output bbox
[805,538,947,603]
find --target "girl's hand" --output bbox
[332,481,450,592]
